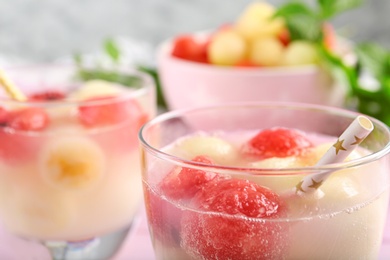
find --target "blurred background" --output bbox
[0,0,388,64]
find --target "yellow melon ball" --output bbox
[208,29,247,66]
[235,1,285,41]
[248,156,308,192]
[300,142,363,166]
[320,174,363,205]
[282,41,320,66]
[249,36,285,66]
[251,156,302,169]
[170,135,238,166]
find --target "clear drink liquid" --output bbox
[144,129,390,259]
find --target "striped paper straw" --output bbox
[0,69,27,101]
[295,115,374,194]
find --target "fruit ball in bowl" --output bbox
[157,1,350,111]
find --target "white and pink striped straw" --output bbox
[295,115,374,194]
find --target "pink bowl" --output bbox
[157,36,347,111]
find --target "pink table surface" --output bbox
[1,206,389,259]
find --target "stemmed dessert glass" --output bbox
[0,65,155,259]
[139,103,390,259]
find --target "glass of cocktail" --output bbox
[139,103,390,259]
[0,65,155,259]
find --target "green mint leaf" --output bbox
[276,0,363,42]
[77,68,142,88]
[318,0,363,19]
[274,2,322,41]
[104,39,120,62]
[274,2,315,18]
[73,53,83,67]
[320,43,390,126]
[385,55,390,76]
[138,66,167,108]
[318,44,358,93]
[286,15,323,41]
[355,43,389,79]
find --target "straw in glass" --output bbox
[295,115,374,194]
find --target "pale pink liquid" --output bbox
[144,130,390,259]
[0,87,153,241]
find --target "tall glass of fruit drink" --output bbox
[0,65,155,259]
[139,103,390,259]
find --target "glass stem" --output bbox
[44,241,68,260]
[43,238,100,260]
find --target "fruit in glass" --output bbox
[0,65,155,258]
[139,103,390,260]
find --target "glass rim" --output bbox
[0,64,155,136]
[0,64,155,107]
[139,102,390,176]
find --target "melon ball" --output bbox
[208,29,247,66]
[69,80,124,100]
[235,1,285,41]
[251,156,302,169]
[301,142,363,166]
[248,156,306,192]
[169,135,238,166]
[249,36,285,66]
[282,41,319,66]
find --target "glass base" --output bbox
[42,225,131,260]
